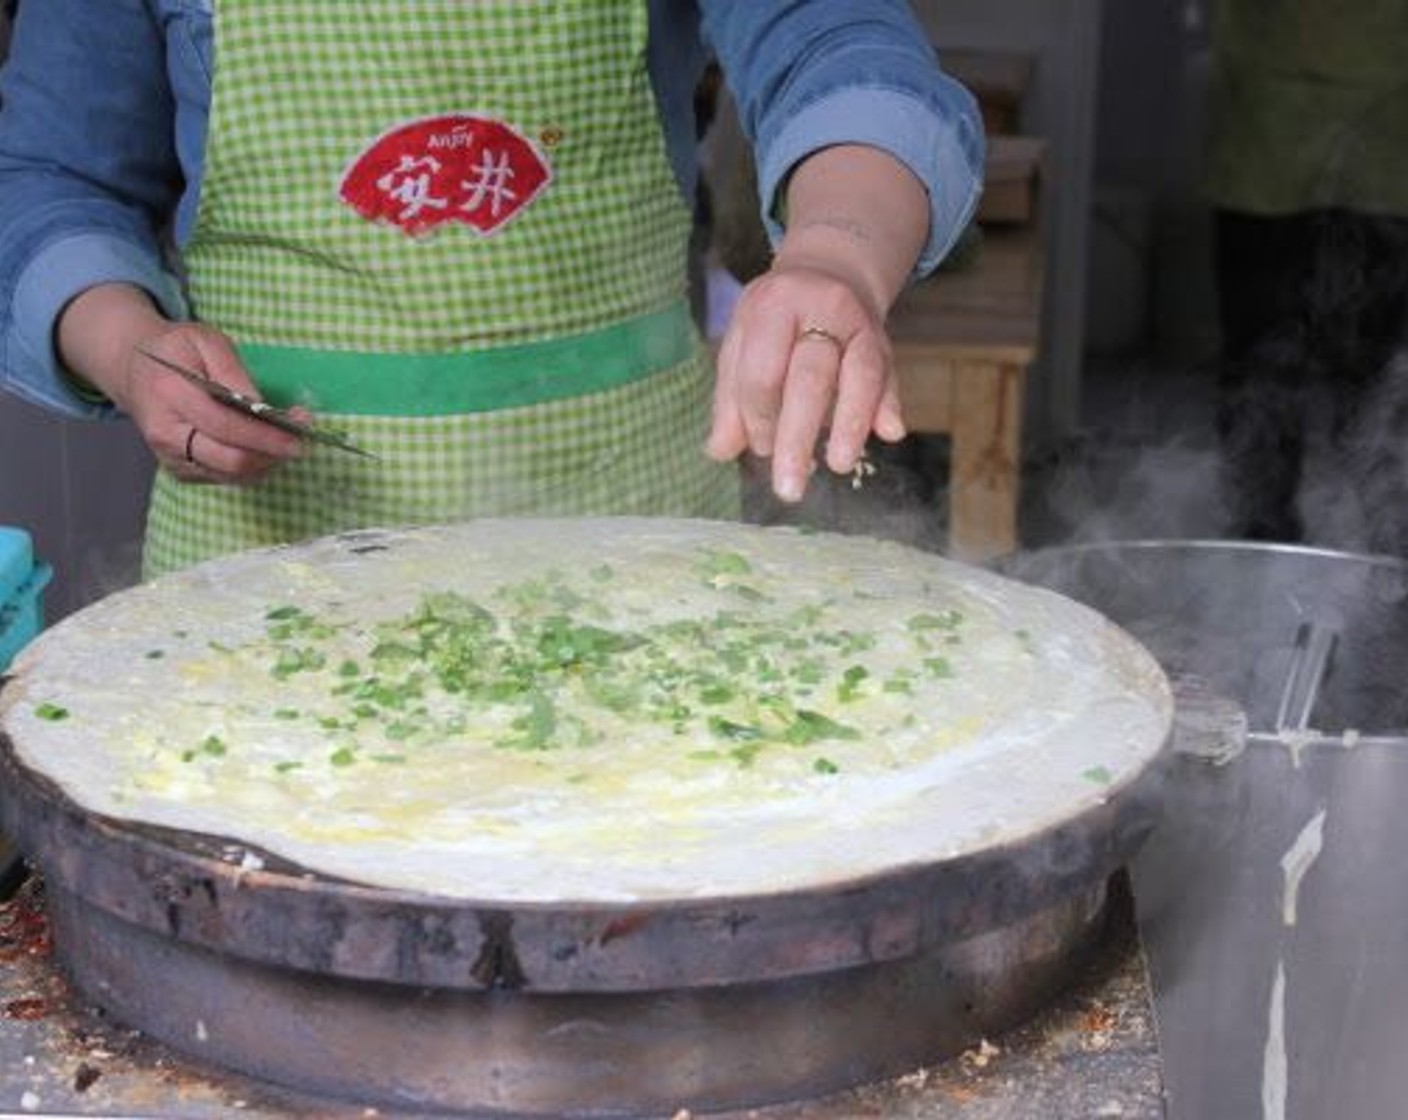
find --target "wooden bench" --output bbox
[889,222,1045,561]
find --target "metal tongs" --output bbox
[136,346,378,459]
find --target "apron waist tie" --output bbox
[240,301,696,417]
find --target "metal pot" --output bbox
[997,539,1408,1120]
[998,538,1408,730]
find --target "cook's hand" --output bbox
[707,261,905,503]
[54,283,306,485]
[123,325,306,484]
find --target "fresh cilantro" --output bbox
[907,610,964,633]
[782,710,861,745]
[502,691,557,751]
[700,550,752,578]
[924,657,954,679]
[729,742,764,767]
[837,664,870,703]
[708,716,766,742]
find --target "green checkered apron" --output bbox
[144,0,738,577]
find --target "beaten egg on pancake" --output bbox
[0,518,1172,901]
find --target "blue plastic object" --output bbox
[0,527,52,672]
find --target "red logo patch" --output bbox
[338,114,553,237]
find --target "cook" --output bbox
[0,0,982,577]
[1205,0,1408,545]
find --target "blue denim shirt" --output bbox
[0,0,982,418]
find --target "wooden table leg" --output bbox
[947,360,1025,562]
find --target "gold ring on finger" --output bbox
[798,325,844,351]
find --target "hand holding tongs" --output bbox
[136,346,378,460]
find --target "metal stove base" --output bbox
[1,873,1163,1119]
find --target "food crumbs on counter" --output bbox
[1080,1003,1118,1034]
[33,702,69,721]
[19,1091,40,1112]
[1082,765,1114,785]
[960,1038,1001,1069]
[894,1066,933,1091]
[195,1018,209,1042]
[72,1063,102,1093]
[850,454,877,490]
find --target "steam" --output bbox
[1029,426,1231,545]
[1299,352,1408,558]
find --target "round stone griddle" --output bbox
[0,519,1171,1115]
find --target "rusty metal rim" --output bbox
[996,537,1408,572]
[45,875,1121,1118]
[0,730,1165,993]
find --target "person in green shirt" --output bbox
[1205,0,1408,543]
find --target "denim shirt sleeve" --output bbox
[0,0,188,419]
[1,0,981,423]
[696,0,984,279]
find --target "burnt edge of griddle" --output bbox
[0,719,1168,918]
[0,730,350,884]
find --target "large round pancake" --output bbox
[0,518,1171,902]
